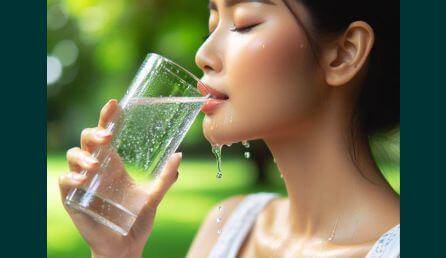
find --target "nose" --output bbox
[195,40,223,75]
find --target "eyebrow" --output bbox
[208,0,275,11]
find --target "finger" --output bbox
[58,172,88,201]
[66,147,100,173]
[98,99,120,129]
[146,152,182,208]
[80,127,113,152]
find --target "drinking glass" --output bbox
[65,53,209,235]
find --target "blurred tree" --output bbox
[47,0,209,152]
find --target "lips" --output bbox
[197,81,229,114]
[197,81,229,100]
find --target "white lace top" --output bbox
[208,193,400,258]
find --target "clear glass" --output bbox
[64,53,209,235]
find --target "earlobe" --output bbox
[322,21,375,87]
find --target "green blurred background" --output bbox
[47,0,400,257]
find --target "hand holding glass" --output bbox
[65,53,209,235]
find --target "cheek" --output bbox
[225,23,313,128]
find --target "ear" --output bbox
[320,21,375,87]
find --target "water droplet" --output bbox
[216,217,222,223]
[242,140,250,148]
[280,173,283,179]
[225,143,232,147]
[212,144,223,179]
[244,151,250,159]
[218,206,223,212]
[273,157,276,163]
[217,229,222,234]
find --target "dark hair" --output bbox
[283,0,400,137]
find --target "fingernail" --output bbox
[84,156,98,165]
[69,173,87,181]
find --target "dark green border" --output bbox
[402,0,446,256]
[0,0,46,256]
[1,0,445,256]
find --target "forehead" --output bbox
[208,0,276,11]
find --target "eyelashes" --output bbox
[229,23,260,33]
[202,23,261,42]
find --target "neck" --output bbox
[264,97,393,239]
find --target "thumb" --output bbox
[146,152,182,208]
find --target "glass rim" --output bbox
[147,53,202,90]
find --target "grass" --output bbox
[47,154,399,258]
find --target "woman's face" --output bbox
[195,0,327,145]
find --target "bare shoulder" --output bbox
[186,195,246,258]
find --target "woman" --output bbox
[59,0,400,257]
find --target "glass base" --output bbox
[65,188,137,236]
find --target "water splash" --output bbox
[211,145,224,234]
[212,144,223,178]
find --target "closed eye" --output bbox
[230,23,261,33]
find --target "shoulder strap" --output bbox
[207,192,279,258]
[366,224,400,258]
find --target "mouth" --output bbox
[197,81,229,114]
[197,81,229,100]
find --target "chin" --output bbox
[202,123,259,147]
